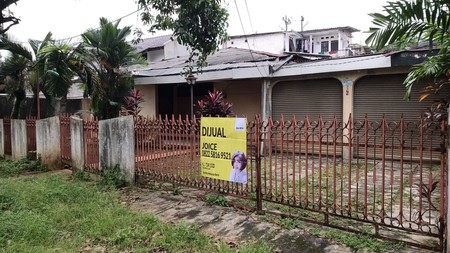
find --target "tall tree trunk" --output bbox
[52,97,61,116]
[60,95,67,114]
[10,89,25,119]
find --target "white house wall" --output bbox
[224,33,286,54]
[164,40,190,59]
[147,49,165,62]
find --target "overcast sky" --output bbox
[8,0,390,45]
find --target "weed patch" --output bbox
[206,194,229,207]
[310,227,404,252]
[99,164,127,189]
[0,158,46,177]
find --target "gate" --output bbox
[3,117,11,156]
[60,114,71,163]
[26,116,36,153]
[135,114,447,251]
[83,117,99,172]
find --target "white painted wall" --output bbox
[224,33,286,54]
[147,49,165,62]
[164,40,190,59]
[11,119,27,160]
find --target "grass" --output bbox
[0,158,47,177]
[0,160,272,253]
[310,227,404,252]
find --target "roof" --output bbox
[134,47,288,75]
[229,31,285,39]
[300,26,360,34]
[134,34,172,53]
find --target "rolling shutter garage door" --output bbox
[354,74,441,122]
[272,78,342,121]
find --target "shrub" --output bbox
[100,164,127,189]
[196,89,233,117]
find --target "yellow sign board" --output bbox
[200,117,247,183]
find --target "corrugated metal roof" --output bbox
[134,47,288,76]
[134,34,173,52]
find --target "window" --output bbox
[321,41,328,53]
[331,40,338,51]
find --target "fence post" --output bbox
[70,116,84,171]
[447,106,450,253]
[11,119,27,160]
[0,118,4,157]
[255,115,264,214]
[36,116,62,169]
[99,115,135,184]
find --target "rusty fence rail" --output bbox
[83,116,99,172]
[4,114,443,251]
[3,116,11,156]
[26,116,36,153]
[134,114,447,251]
[60,114,72,163]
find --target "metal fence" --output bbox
[26,116,36,153]
[83,116,99,172]
[3,117,11,156]
[60,113,72,163]
[134,114,447,251]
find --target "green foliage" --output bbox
[310,228,404,252]
[279,217,303,229]
[0,32,80,118]
[366,0,450,117]
[71,170,91,182]
[0,1,20,36]
[206,193,229,207]
[136,0,229,74]
[196,89,233,117]
[171,184,182,195]
[99,164,127,189]
[81,17,147,120]
[0,173,272,252]
[0,158,46,177]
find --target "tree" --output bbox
[0,48,29,118]
[0,0,20,37]
[0,33,81,117]
[37,42,84,115]
[80,17,146,120]
[136,0,228,75]
[366,0,450,121]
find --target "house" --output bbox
[133,27,444,124]
[222,26,364,57]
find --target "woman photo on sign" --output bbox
[229,151,247,184]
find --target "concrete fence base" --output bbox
[70,117,84,171]
[36,116,62,170]
[99,115,135,184]
[11,119,27,160]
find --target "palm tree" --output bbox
[0,33,83,117]
[0,35,34,118]
[0,50,29,118]
[37,42,85,115]
[366,0,450,120]
[80,17,146,120]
